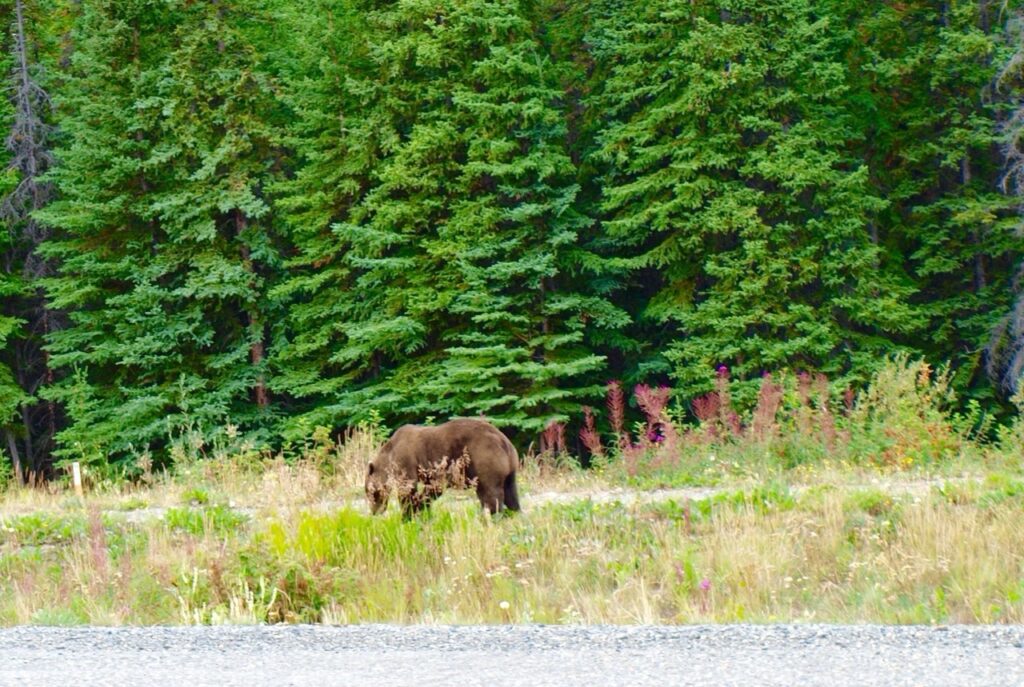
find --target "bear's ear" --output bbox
[368,463,375,475]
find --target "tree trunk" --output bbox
[13,1,38,182]
[3,0,60,476]
[962,156,987,291]
[5,430,23,485]
[234,211,269,409]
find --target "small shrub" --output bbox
[846,355,963,467]
[845,489,898,518]
[0,459,13,492]
[180,487,212,506]
[992,389,1024,461]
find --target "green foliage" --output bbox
[272,0,625,433]
[179,487,212,507]
[0,455,12,490]
[39,0,286,461]
[846,0,1021,393]
[0,2,29,451]
[0,77,23,423]
[643,484,796,524]
[0,285,27,425]
[592,0,924,397]
[845,356,965,468]
[0,0,1020,466]
[591,356,1016,487]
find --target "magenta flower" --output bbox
[646,429,664,443]
[699,578,711,592]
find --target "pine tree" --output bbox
[594,0,919,399]
[267,0,373,435]
[988,3,1024,397]
[0,0,60,479]
[848,0,1021,396]
[39,0,285,463]
[274,0,623,434]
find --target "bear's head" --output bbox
[365,447,392,514]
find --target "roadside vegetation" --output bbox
[0,357,1021,626]
[2,479,1024,625]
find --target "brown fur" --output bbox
[365,418,520,517]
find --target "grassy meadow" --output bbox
[0,358,1022,626]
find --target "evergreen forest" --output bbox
[2,0,1024,476]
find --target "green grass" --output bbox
[1,512,87,546]
[164,505,249,536]
[2,482,1023,626]
[0,358,1021,626]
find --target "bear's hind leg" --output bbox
[476,480,505,515]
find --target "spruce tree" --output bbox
[38,0,177,463]
[144,0,285,437]
[848,0,1021,395]
[274,0,622,433]
[40,0,285,462]
[267,0,372,435]
[423,2,623,430]
[0,1,27,477]
[987,3,1024,397]
[1,0,60,478]
[594,0,919,399]
[0,185,30,480]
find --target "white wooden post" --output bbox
[72,461,83,499]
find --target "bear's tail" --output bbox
[503,472,521,512]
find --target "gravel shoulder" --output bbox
[1,624,1022,687]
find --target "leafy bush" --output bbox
[845,356,963,467]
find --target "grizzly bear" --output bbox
[365,418,520,517]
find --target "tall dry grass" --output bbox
[2,481,1023,625]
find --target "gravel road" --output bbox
[2,624,1022,687]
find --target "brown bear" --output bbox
[365,418,520,517]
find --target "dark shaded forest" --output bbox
[1,0,1023,476]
